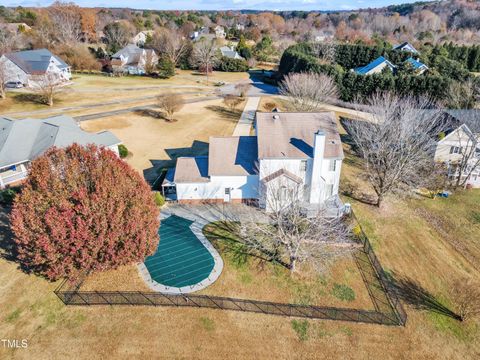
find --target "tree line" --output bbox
[279,42,478,104]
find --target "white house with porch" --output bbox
[0,115,121,188]
[162,112,344,213]
[0,49,71,87]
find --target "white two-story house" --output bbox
[434,119,480,188]
[1,49,71,87]
[162,112,344,214]
[111,44,158,75]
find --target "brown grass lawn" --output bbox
[1,71,246,118]
[80,98,244,180]
[2,166,480,359]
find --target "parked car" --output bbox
[5,81,23,88]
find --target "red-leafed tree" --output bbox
[10,144,160,280]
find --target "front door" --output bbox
[224,188,231,202]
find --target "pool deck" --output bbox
[138,212,224,294]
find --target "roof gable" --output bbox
[4,49,68,75]
[354,56,395,75]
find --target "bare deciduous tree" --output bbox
[157,93,185,121]
[450,278,480,322]
[144,50,157,75]
[445,80,476,109]
[150,28,188,67]
[234,83,251,98]
[47,1,82,44]
[30,73,65,107]
[346,92,445,207]
[0,60,7,100]
[192,39,218,85]
[279,72,339,111]
[232,179,355,274]
[223,95,243,111]
[311,39,336,64]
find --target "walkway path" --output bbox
[232,96,260,136]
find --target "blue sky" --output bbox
[2,0,416,11]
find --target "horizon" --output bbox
[1,0,423,12]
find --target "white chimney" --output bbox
[309,130,325,204]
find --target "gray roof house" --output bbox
[111,44,158,75]
[0,115,121,188]
[219,46,244,60]
[1,49,72,86]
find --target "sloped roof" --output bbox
[4,49,69,75]
[256,112,343,159]
[112,44,156,66]
[406,57,428,70]
[261,168,303,184]
[208,136,258,176]
[354,56,395,75]
[393,42,419,54]
[174,156,209,183]
[220,46,243,60]
[0,115,120,169]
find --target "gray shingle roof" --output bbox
[4,49,69,75]
[0,115,121,169]
[174,156,209,183]
[256,112,344,159]
[208,136,258,176]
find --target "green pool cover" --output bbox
[144,215,215,288]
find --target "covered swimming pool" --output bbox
[139,214,223,293]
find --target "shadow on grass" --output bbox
[205,105,242,122]
[388,273,461,321]
[203,220,290,270]
[133,108,172,121]
[13,93,46,105]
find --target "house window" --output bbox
[329,160,336,172]
[326,184,334,197]
[300,160,307,172]
[225,188,230,195]
[450,146,462,154]
[278,186,288,202]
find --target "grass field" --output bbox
[80,97,244,180]
[0,71,249,118]
[1,149,479,358]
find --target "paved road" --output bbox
[74,95,222,122]
[232,97,260,136]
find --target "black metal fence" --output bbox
[55,289,402,326]
[54,213,407,327]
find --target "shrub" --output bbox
[291,320,310,341]
[118,144,128,158]
[216,56,249,72]
[0,188,19,205]
[157,56,175,79]
[154,192,165,207]
[331,283,356,302]
[11,144,160,280]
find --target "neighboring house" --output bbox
[162,112,344,214]
[0,115,121,188]
[235,24,245,31]
[219,46,244,60]
[111,44,158,75]
[0,49,71,87]
[132,30,154,46]
[405,57,429,75]
[353,56,396,75]
[190,31,200,41]
[433,111,480,188]
[393,42,419,54]
[214,25,226,38]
